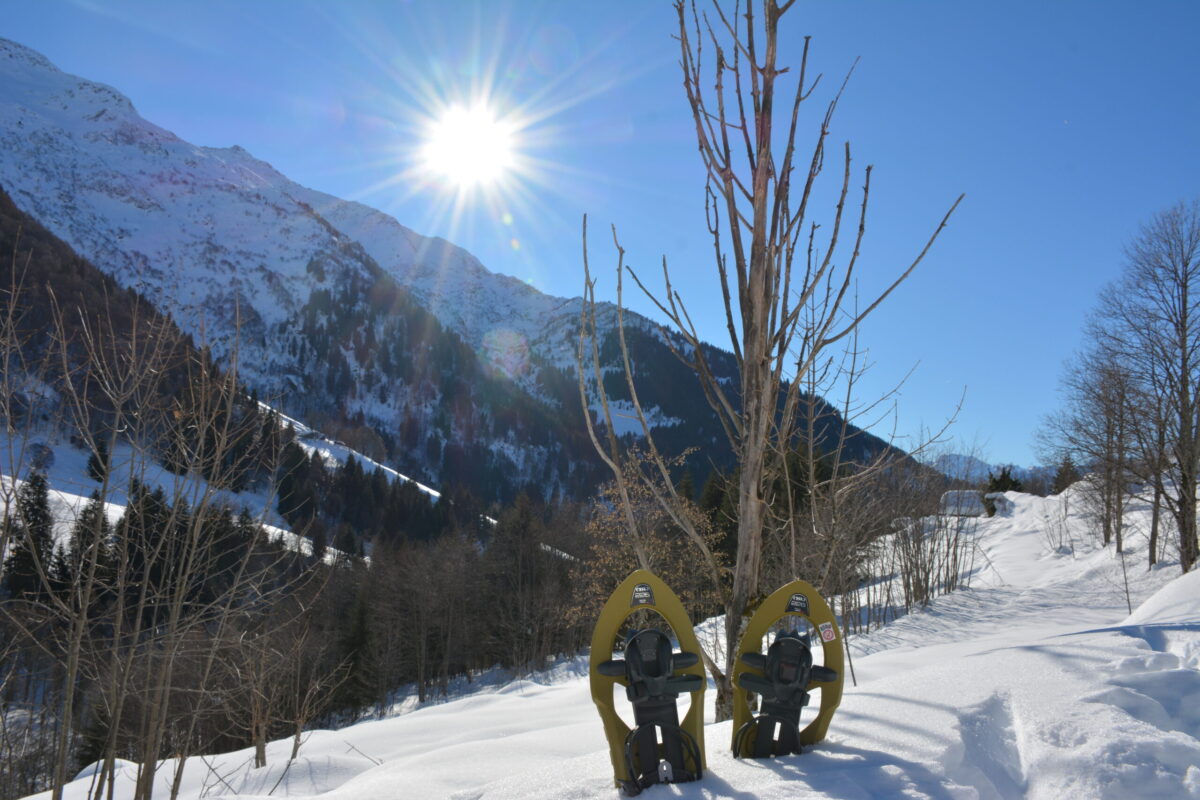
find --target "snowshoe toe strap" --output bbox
[606,630,702,701]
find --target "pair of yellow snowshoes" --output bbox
[589,570,845,795]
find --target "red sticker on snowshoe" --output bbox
[819,622,836,642]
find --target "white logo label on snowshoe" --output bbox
[786,593,810,614]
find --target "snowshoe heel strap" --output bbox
[810,664,838,683]
[597,659,627,677]
[623,721,702,792]
[672,651,699,669]
[740,651,768,671]
[734,712,804,758]
[737,671,775,697]
[665,674,703,694]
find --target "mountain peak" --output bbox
[0,37,138,119]
[0,37,59,74]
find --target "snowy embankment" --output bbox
[0,421,363,563]
[39,490,1200,800]
[259,402,442,502]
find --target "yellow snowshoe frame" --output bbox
[731,579,844,754]
[589,570,707,786]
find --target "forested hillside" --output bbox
[0,194,598,798]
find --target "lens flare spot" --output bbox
[482,328,530,378]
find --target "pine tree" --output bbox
[1052,455,1081,494]
[310,523,328,564]
[338,590,378,714]
[699,470,738,562]
[69,491,113,571]
[63,491,115,608]
[329,521,357,559]
[987,466,1024,493]
[200,507,242,603]
[49,544,72,599]
[277,441,314,523]
[677,472,696,504]
[481,493,555,669]
[117,481,178,616]
[1,471,55,600]
[86,437,110,482]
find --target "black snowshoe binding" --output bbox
[597,628,704,795]
[733,631,838,758]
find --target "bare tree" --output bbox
[0,262,307,800]
[1054,200,1200,571]
[1042,347,1137,553]
[578,0,960,718]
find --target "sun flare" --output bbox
[422,104,515,188]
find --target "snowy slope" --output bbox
[0,427,346,564]
[35,488,1200,800]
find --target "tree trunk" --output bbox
[254,721,267,769]
[1180,470,1198,571]
[1149,479,1162,567]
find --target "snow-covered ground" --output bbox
[32,489,1200,799]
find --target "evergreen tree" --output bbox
[62,491,115,608]
[117,481,179,619]
[1052,455,1081,494]
[69,491,113,572]
[86,437,110,483]
[200,507,242,603]
[1,471,55,600]
[73,704,114,776]
[277,441,315,523]
[698,470,738,562]
[338,589,378,714]
[310,523,328,564]
[332,523,359,559]
[987,465,1024,493]
[48,544,72,599]
[677,472,696,504]
[331,455,362,527]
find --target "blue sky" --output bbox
[5,0,1200,468]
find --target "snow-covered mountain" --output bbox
[0,38,892,502]
[0,38,650,501]
[0,37,572,369]
[931,453,1048,487]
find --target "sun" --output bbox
[421,104,515,188]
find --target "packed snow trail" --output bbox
[37,490,1200,799]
